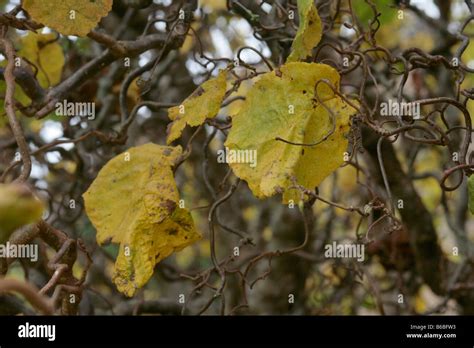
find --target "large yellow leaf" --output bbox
[287,0,322,62]
[0,184,44,243]
[225,62,356,203]
[166,70,227,144]
[18,32,65,88]
[23,0,113,37]
[83,143,201,297]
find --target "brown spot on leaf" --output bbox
[161,199,177,214]
[190,86,205,98]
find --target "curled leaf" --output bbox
[83,143,201,297]
[225,62,357,203]
[166,70,227,144]
[287,0,323,62]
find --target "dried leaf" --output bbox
[83,143,201,297]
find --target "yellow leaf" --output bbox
[112,77,140,102]
[200,0,227,11]
[225,62,356,203]
[166,70,227,144]
[411,149,442,211]
[414,291,426,313]
[83,143,201,297]
[18,32,65,88]
[23,0,113,37]
[0,184,44,243]
[223,79,251,117]
[0,44,41,117]
[179,23,200,55]
[287,0,322,62]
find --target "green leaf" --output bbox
[353,0,397,29]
